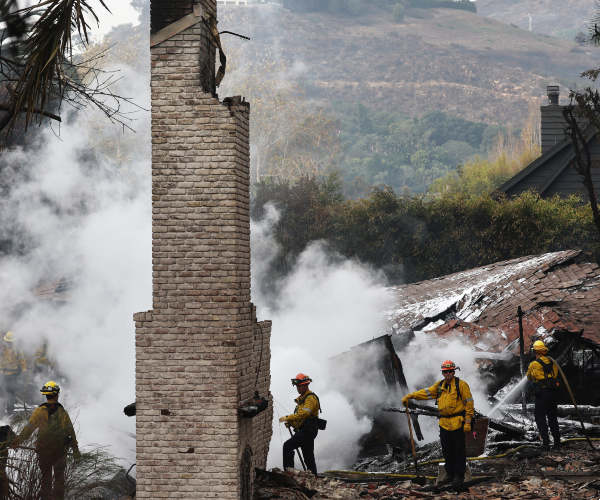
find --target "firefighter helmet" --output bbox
[441,360,460,372]
[3,331,15,342]
[291,374,312,386]
[532,340,548,353]
[40,381,60,395]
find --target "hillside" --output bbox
[476,0,595,38]
[219,3,599,127]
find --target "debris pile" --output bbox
[255,455,600,499]
[253,468,433,499]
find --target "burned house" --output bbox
[385,249,600,407]
[133,1,273,498]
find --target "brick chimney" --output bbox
[540,85,566,154]
[134,1,273,498]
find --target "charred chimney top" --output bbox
[547,85,560,105]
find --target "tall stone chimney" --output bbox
[134,1,273,498]
[540,85,566,154]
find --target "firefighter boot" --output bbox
[437,474,454,486]
[450,475,464,486]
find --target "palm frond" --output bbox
[587,1,600,46]
[12,0,110,130]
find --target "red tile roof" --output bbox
[385,250,600,356]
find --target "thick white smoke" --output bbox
[400,335,491,444]
[252,206,389,471]
[0,47,150,467]
[252,206,494,469]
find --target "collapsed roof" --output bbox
[385,250,600,358]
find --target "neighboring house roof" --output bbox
[31,273,78,303]
[384,250,600,358]
[496,126,600,199]
[0,271,80,313]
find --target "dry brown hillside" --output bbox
[219,4,600,127]
[476,0,595,36]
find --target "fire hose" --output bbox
[546,356,596,451]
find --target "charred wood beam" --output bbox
[501,405,600,417]
[487,418,527,437]
[557,418,600,433]
[410,413,424,441]
[383,406,527,437]
[383,406,438,417]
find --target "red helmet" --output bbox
[441,360,459,372]
[291,373,312,386]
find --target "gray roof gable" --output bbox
[496,126,600,199]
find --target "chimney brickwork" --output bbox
[135,1,273,497]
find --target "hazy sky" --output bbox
[93,0,140,35]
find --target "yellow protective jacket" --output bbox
[286,390,320,431]
[0,345,26,375]
[527,355,558,382]
[34,343,56,369]
[407,378,474,431]
[15,401,79,454]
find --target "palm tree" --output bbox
[0,0,136,141]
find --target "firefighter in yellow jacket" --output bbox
[279,373,321,475]
[527,340,561,451]
[34,337,57,375]
[402,360,474,486]
[0,331,26,414]
[12,381,81,500]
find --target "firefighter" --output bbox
[34,337,58,376]
[0,425,15,500]
[402,360,474,486]
[527,340,561,451]
[279,373,321,475]
[12,381,81,500]
[0,331,26,414]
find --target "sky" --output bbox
[93,0,140,35]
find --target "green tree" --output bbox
[393,3,405,22]
[357,102,373,135]
[411,149,430,170]
[346,0,364,14]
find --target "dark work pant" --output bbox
[0,461,7,500]
[38,452,67,500]
[439,426,466,477]
[535,388,561,446]
[283,427,318,475]
[1,374,19,414]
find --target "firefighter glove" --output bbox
[278,416,288,423]
[463,420,471,433]
[402,395,410,407]
[73,449,82,460]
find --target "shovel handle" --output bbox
[405,404,420,475]
[287,426,307,472]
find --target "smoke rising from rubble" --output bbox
[400,333,491,444]
[251,208,392,470]
[251,208,494,468]
[0,53,150,467]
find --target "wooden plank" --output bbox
[150,4,204,47]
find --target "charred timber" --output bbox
[383,406,526,437]
[501,405,600,416]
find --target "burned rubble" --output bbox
[258,250,600,499]
[254,448,600,499]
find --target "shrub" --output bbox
[346,0,363,14]
[252,176,600,289]
[393,3,405,22]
